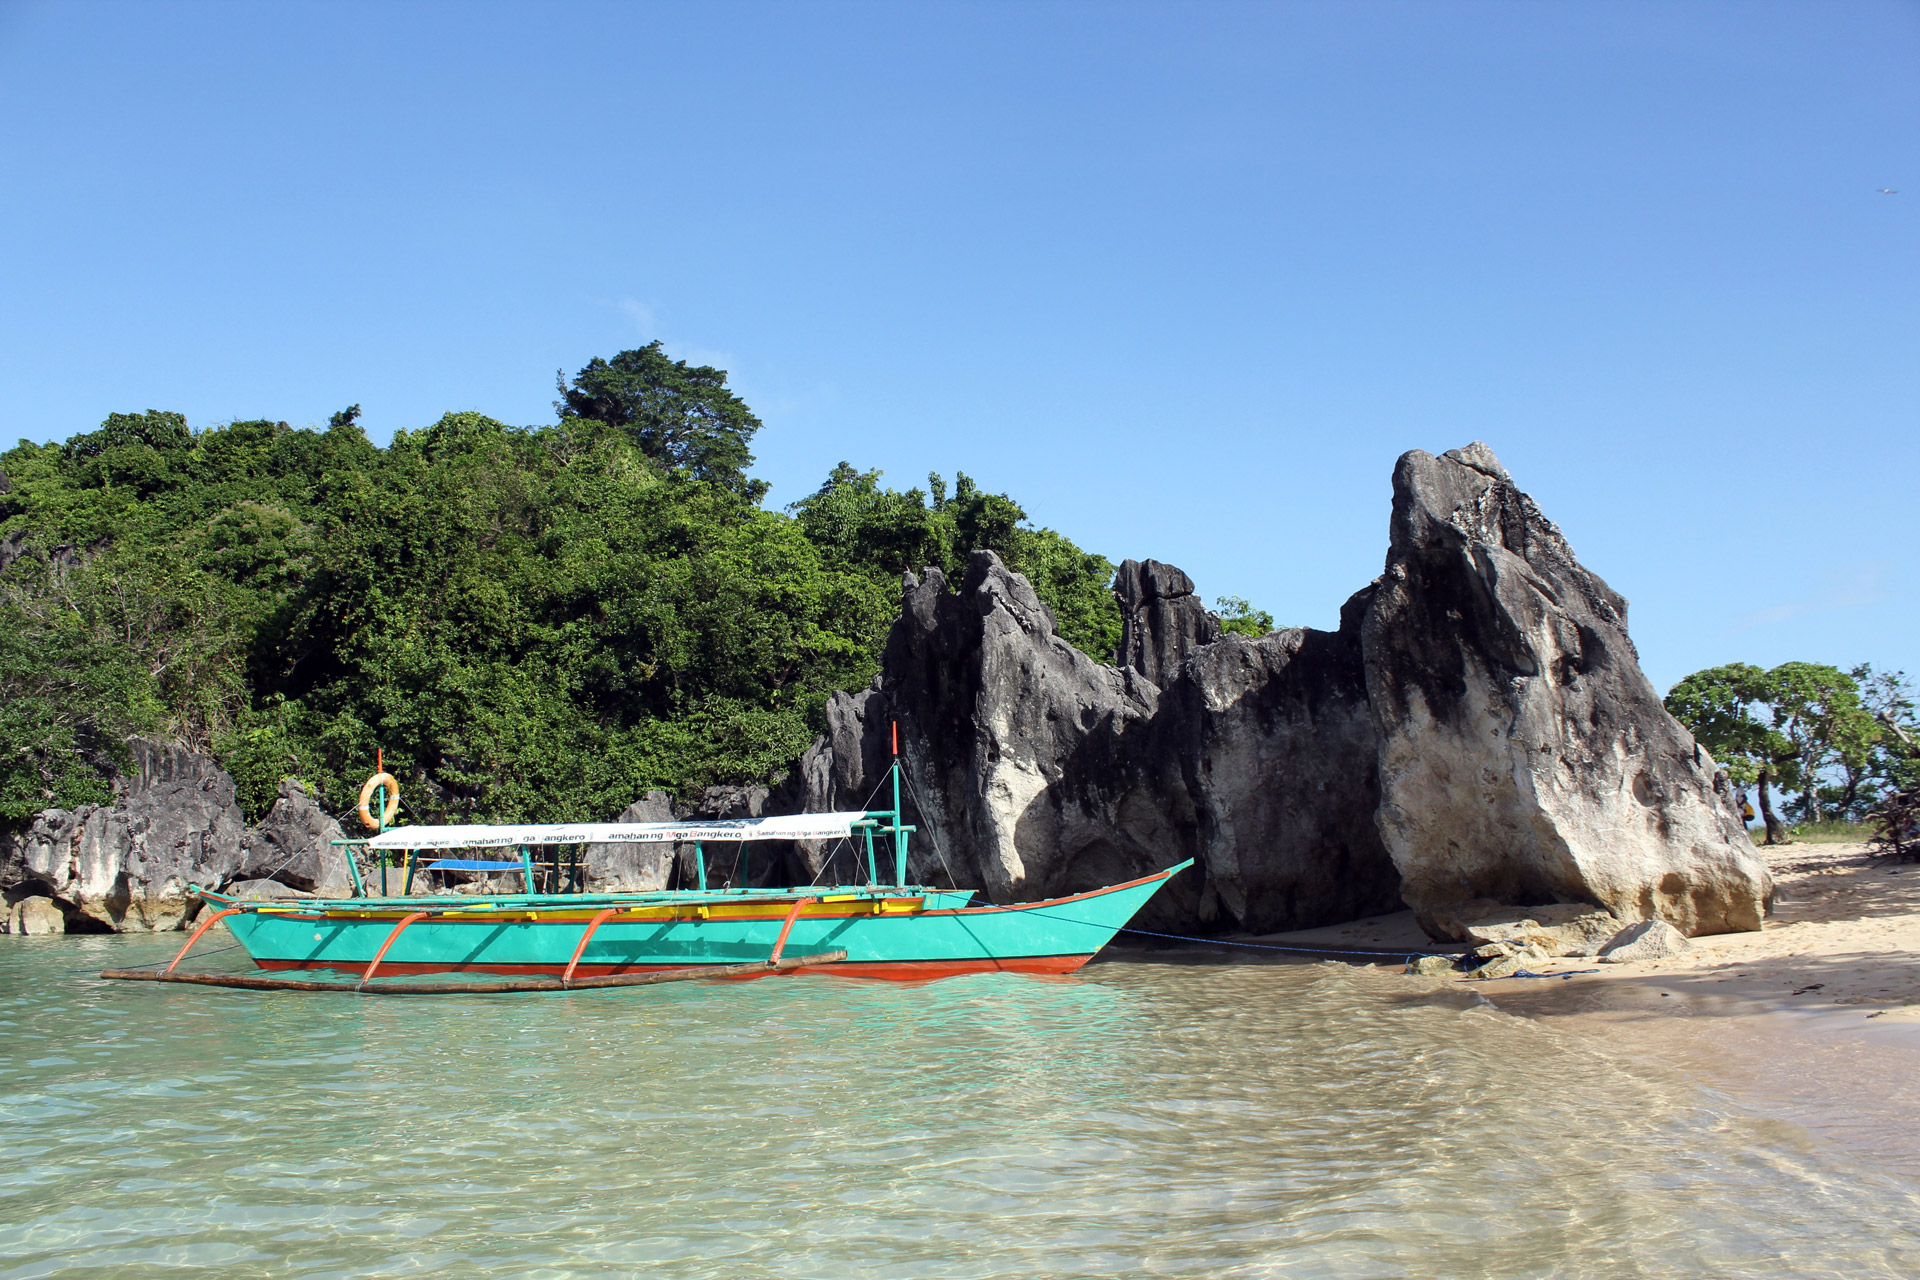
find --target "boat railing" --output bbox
[326,807,922,901]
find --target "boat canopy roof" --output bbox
[362,811,875,851]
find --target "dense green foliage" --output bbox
[1214,595,1275,638]
[1665,661,1917,843]
[0,350,1121,827]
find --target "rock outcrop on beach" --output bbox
[236,779,356,898]
[779,443,1770,940]
[7,740,249,932]
[1362,444,1769,937]
[1114,559,1222,688]
[1,745,365,932]
[778,551,1403,933]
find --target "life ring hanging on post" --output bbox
[358,772,401,830]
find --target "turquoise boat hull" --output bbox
[200,862,1191,982]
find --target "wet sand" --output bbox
[1249,841,1920,1178]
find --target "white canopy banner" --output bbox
[363,811,873,851]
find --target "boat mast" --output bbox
[892,721,906,886]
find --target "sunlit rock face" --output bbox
[782,551,1404,935]
[581,791,676,891]
[17,740,248,932]
[1360,445,1769,937]
[782,444,1770,940]
[238,780,355,898]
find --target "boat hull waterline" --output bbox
[196,862,1192,983]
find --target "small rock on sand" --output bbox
[1463,905,1622,957]
[1599,919,1691,963]
[1408,954,1460,976]
[1470,944,1553,980]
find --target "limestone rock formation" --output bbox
[1115,559,1222,688]
[581,791,676,891]
[6,896,66,934]
[237,780,354,897]
[777,443,1770,942]
[16,740,248,931]
[780,552,1403,933]
[1361,444,1769,937]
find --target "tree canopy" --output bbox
[556,343,765,500]
[0,352,1130,829]
[1665,661,1912,842]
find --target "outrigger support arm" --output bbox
[561,906,623,987]
[343,843,367,899]
[166,907,245,974]
[769,897,815,965]
[360,911,431,987]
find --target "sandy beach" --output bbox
[1252,840,1920,1178]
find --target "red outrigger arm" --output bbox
[360,912,432,986]
[561,906,623,987]
[167,907,245,974]
[769,897,815,964]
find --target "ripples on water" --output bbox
[3,936,1918,1279]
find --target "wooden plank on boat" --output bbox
[98,950,849,995]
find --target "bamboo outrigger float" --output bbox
[104,743,1190,995]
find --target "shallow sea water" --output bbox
[3,936,1919,1279]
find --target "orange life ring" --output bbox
[357,772,400,830]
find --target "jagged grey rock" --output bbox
[238,780,354,897]
[1407,954,1458,976]
[18,740,248,931]
[1598,918,1691,963]
[775,443,1770,943]
[582,791,677,891]
[780,552,1403,934]
[1115,559,1222,687]
[878,556,1163,908]
[1361,444,1770,938]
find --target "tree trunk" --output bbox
[1758,767,1786,845]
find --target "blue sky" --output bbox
[1,0,1913,692]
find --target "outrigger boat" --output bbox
[105,747,1190,995]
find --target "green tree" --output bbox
[1767,662,1878,825]
[1852,663,1919,802]
[1215,595,1275,638]
[1666,663,1781,840]
[791,463,1122,659]
[556,343,766,499]
[1666,661,1883,842]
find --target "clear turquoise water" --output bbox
[3,935,1918,1279]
